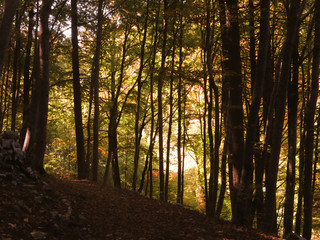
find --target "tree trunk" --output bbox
[219,0,244,224]
[11,9,22,132]
[303,1,320,238]
[262,0,300,234]
[206,0,220,217]
[91,0,103,182]
[71,0,86,179]
[0,0,19,78]
[20,7,34,145]
[240,0,270,226]
[165,1,178,201]
[104,27,130,188]
[158,0,168,201]
[148,0,160,199]
[177,0,183,204]
[283,34,299,237]
[133,0,149,191]
[30,0,54,173]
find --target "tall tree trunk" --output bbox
[0,0,19,78]
[30,0,54,173]
[165,1,178,201]
[20,7,34,145]
[104,28,130,188]
[240,0,270,226]
[303,1,320,238]
[219,0,244,224]
[177,0,183,204]
[283,34,299,237]
[148,0,160,199]
[202,34,208,213]
[262,0,300,234]
[11,9,22,132]
[91,0,103,182]
[71,0,86,179]
[206,0,220,217]
[158,0,168,201]
[133,0,149,191]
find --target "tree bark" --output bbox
[240,0,270,226]
[303,1,320,238]
[206,0,220,217]
[283,34,299,237]
[262,0,300,234]
[20,7,35,145]
[177,0,184,204]
[30,0,54,173]
[11,9,22,132]
[158,0,168,201]
[71,0,86,179]
[219,0,244,224]
[0,0,19,78]
[132,0,149,191]
[91,0,103,182]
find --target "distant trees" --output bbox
[0,0,319,239]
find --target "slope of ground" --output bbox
[0,173,283,240]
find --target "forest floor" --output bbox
[0,171,285,240]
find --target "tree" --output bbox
[262,0,301,234]
[71,0,86,179]
[303,0,320,238]
[91,0,103,182]
[29,0,55,173]
[219,0,244,224]
[132,0,150,191]
[0,0,19,78]
[158,0,168,201]
[240,0,270,226]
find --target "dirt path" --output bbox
[1,175,283,240]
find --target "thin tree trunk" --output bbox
[206,0,220,217]
[158,0,168,201]
[20,7,34,145]
[104,27,130,188]
[91,0,103,182]
[303,1,320,238]
[202,36,208,213]
[71,0,86,179]
[283,34,299,237]
[177,0,183,204]
[165,2,178,201]
[148,0,160,199]
[133,0,149,191]
[216,139,227,218]
[11,9,22,132]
